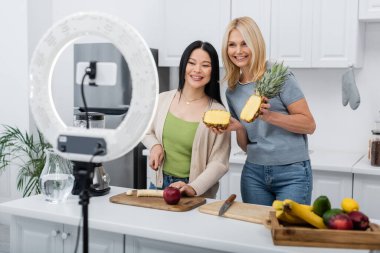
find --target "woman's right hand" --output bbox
[209,117,243,134]
[149,144,164,171]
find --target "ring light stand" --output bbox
[29,12,158,253]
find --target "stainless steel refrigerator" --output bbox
[73,43,169,189]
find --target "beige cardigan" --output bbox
[142,89,231,198]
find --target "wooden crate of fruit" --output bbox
[267,210,380,249]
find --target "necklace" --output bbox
[182,93,206,105]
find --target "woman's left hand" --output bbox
[169,181,196,197]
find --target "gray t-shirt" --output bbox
[226,72,310,165]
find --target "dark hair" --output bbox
[178,40,222,105]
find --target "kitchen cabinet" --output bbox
[11,216,123,253]
[271,0,364,68]
[219,163,243,202]
[159,0,363,68]
[231,0,271,58]
[159,0,230,66]
[311,170,353,208]
[125,236,221,253]
[352,157,380,220]
[353,174,380,220]
[270,0,313,68]
[359,0,380,21]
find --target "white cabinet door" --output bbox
[231,0,271,58]
[125,235,223,253]
[312,0,363,67]
[64,225,124,253]
[353,174,380,220]
[359,0,380,20]
[0,165,22,206]
[220,163,243,202]
[270,0,313,67]
[11,216,124,253]
[11,216,63,253]
[159,0,230,66]
[271,0,363,68]
[311,170,352,208]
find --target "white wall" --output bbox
[0,0,29,220]
[0,1,29,129]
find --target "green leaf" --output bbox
[0,125,52,197]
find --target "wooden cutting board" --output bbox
[198,200,273,224]
[109,191,206,212]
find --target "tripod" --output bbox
[72,161,95,253]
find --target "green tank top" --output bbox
[162,112,199,178]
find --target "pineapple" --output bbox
[240,62,288,123]
[203,110,231,130]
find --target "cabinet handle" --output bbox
[51,230,60,237]
[61,232,70,240]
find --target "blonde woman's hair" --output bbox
[222,16,266,89]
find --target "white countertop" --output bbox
[353,156,380,176]
[143,149,366,173]
[230,149,364,173]
[0,186,372,253]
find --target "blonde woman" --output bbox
[214,17,316,205]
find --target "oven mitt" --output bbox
[342,67,360,110]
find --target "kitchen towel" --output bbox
[342,66,360,110]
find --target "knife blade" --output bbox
[155,170,158,190]
[218,194,237,216]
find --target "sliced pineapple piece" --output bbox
[203,110,231,130]
[240,94,262,123]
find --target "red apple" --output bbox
[163,187,181,205]
[327,213,353,230]
[348,211,370,230]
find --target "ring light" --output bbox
[29,12,158,163]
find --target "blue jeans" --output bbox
[241,160,313,206]
[149,173,189,190]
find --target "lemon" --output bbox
[341,198,359,213]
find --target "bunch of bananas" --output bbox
[272,199,326,229]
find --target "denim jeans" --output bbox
[241,160,313,206]
[149,173,189,190]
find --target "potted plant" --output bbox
[0,125,51,197]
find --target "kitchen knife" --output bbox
[218,194,237,216]
[155,170,158,190]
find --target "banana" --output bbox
[272,200,284,210]
[272,200,308,225]
[276,210,307,225]
[272,199,312,211]
[283,199,326,229]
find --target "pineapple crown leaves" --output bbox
[256,62,289,99]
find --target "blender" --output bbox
[73,112,111,196]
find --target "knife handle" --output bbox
[226,194,236,204]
